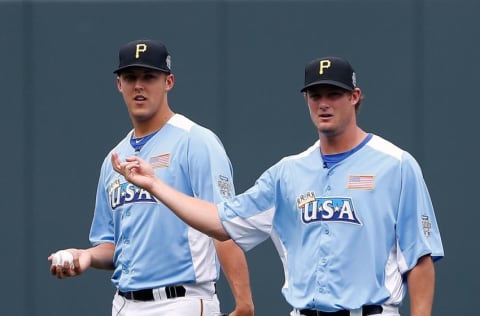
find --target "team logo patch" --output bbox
[149,153,170,168]
[297,191,362,225]
[347,174,375,190]
[109,178,157,210]
[217,175,233,199]
[421,215,432,237]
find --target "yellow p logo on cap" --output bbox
[135,44,147,59]
[319,60,331,75]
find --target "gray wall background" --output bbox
[1,0,477,315]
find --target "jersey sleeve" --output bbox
[217,165,277,251]
[396,152,444,273]
[186,126,235,203]
[89,155,115,246]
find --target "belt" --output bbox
[118,285,186,301]
[300,305,383,316]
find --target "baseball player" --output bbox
[112,56,444,316]
[49,39,254,316]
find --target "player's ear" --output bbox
[165,74,175,91]
[351,88,361,104]
[116,76,123,92]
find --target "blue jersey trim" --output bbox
[322,133,373,168]
[130,130,160,152]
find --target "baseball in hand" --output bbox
[52,250,74,269]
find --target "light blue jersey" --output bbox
[90,114,235,292]
[218,134,443,312]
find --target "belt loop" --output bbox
[350,309,362,316]
[165,286,172,299]
[152,288,162,300]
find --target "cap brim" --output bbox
[113,64,171,74]
[300,80,353,92]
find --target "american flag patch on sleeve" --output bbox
[149,153,170,168]
[347,175,375,190]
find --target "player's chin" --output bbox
[131,111,155,122]
[317,125,337,135]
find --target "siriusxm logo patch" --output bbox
[297,192,361,224]
[109,179,157,210]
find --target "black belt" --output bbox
[118,285,186,301]
[300,305,383,316]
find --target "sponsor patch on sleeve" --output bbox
[217,175,233,199]
[421,215,432,237]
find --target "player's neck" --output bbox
[319,127,367,155]
[133,109,175,138]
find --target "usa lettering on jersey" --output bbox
[109,179,157,210]
[297,191,362,224]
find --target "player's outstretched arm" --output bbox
[111,153,230,241]
[407,255,435,316]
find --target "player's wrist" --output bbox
[233,301,254,316]
[146,176,160,192]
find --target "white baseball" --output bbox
[52,250,74,269]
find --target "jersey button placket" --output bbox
[315,227,331,301]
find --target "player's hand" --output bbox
[48,248,91,279]
[111,152,156,191]
[228,304,255,316]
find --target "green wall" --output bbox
[1,0,477,315]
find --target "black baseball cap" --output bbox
[301,56,356,92]
[113,39,172,74]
